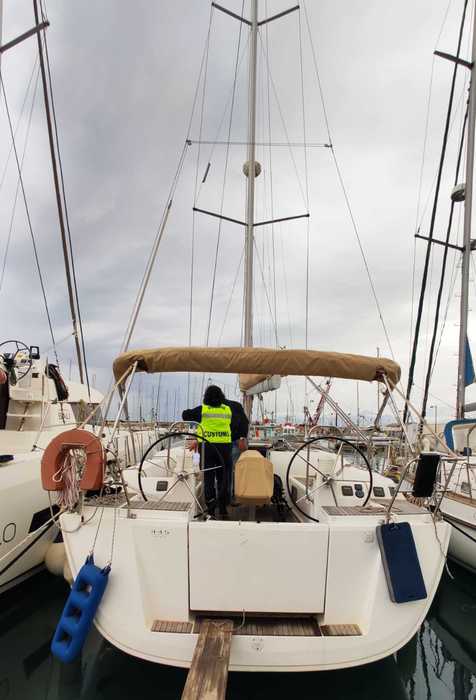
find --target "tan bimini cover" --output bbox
[113,346,400,386]
[234,450,274,506]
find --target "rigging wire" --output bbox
[194,34,251,204]
[279,226,294,347]
[257,32,308,209]
[264,2,278,349]
[298,8,310,352]
[414,81,470,233]
[253,239,279,341]
[121,7,212,357]
[420,106,469,421]
[0,57,39,203]
[0,74,58,362]
[39,0,90,394]
[204,0,245,348]
[0,64,40,294]
[430,188,463,381]
[188,2,214,404]
[410,0,453,366]
[404,0,469,423]
[217,245,244,345]
[302,0,397,365]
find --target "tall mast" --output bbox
[242,0,258,417]
[32,0,85,383]
[244,0,258,349]
[456,8,476,419]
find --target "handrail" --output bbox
[168,419,200,433]
[385,457,418,523]
[465,423,476,501]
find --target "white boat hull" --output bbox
[61,502,450,672]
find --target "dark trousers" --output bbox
[202,443,232,513]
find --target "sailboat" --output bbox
[47,0,451,677]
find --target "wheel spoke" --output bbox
[295,481,326,504]
[198,464,223,474]
[329,444,344,480]
[294,451,327,478]
[329,481,339,507]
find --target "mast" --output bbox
[243,0,258,417]
[244,0,258,349]
[32,0,86,383]
[456,8,476,419]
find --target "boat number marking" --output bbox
[251,637,264,652]
[363,531,374,543]
[151,528,170,537]
[0,522,16,544]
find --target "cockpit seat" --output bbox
[234,449,274,506]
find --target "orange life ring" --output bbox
[41,428,105,492]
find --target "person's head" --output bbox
[203,384,225,407]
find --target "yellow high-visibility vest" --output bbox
[198,403,232,443]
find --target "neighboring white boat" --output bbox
[430,420,476,574]
[0,342,157,593]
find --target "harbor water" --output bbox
[1,562,475,699]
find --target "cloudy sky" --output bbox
[0,0,474,424]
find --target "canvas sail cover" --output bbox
[113,346,400,386]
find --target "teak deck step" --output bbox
[152,616,359,638]
[151,620,193,633]
[194,616,320,636]
[320,623,362,636]
[181,618,233,700]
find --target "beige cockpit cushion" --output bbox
[234,450,274,505]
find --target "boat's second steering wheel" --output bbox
[286,435,374,523]
[0,340,33,383]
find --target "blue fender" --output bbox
[51,555,110,663]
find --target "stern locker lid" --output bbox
[188,521,329,613]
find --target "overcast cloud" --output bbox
[0,0,474,424]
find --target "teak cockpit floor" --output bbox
[225,503,298,523]
[152,617,362,637]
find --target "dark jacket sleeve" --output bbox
[225,400,249,441]
[182,406,202,423]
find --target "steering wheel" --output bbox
[286,435,374,523]
[137,431,225,502]
[0,340,33,383]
